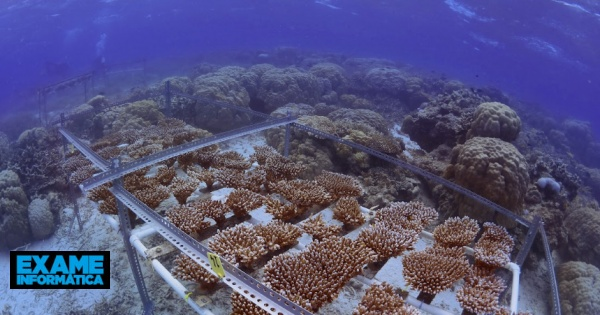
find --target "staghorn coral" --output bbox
[225,188,265,218]
[301,214,342,240]
[433,216,480,248]
[171,253,220,287]
[231,292,269,315]
[133,185,170,209]
[265,198,302,221]
[189,199,230,224]
[169,177,200,204]
[166,205,211,236]
[155,165,176,186]
[374,201,438,232]
[209,224,268,268]
[456,266,506,315]
[333,197,365,227]
[467,102,521,141]
[473,222,514,269]
[357,222,419,261]
[187,165,214,189]
[254,220,302,251]
[315,170,363,200]
[213,168,245,189]
[250,145,281,165]
[353,282,420,315]
[272,179,332,208]
[263,236,377,312]
[263,155,305,183]
[402,246,470,295]
[213,151,252,170]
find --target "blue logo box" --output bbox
[10,251,110,289]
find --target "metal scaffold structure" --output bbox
[53,80,561,315]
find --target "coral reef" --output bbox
[257,67,321,112]
[0,170,31,249]
[467,102,522,141]
[254,220,302,251]
[265,198,302,221]
[353,282,420,315]
[357,222,419,261]
[564,198,600,265]
[225,188,265,218]
[315,170,363,200]
[327,108,389,134]
[557,261,600,315]
[10,127,64,194]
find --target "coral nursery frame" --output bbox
[51,77,562,315]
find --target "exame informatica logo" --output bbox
[10,251,110,289]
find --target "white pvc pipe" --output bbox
[152,260,215,315]
[102,214,120,232]
[120,223,214,315]
[506,262,520,315]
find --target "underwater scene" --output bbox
[1,0,599,314]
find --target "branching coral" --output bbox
[456,266,506,314]
[189,199,230,224]
[171,253,220,287]
[301,214,342,240]
[155,165,176,186]
[166,204,211,235]
[374,201,438,233]
[187,165,215,189]
[250,145,281,165]
[225,188,265,218]
[473,222,514,268]
[333,197,365,227]
[169,177,200,204]
[213,151,252,170]
[209,224,268,268]
[315,171,363,200]
[133,185,170,209]
[272,179,332,208]
[353,282,420,315]
[254,220,302,251]
[357,222,419,261]
[231,292,269,315]
[213,168,245,189]
[263,236,376,312]
[265,198,302,221]
[402,247,470,295]
[433,216,480,248]
[263,155,305,183]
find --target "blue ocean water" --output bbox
[0,0,599,136]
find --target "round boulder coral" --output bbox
[28,198,54,240]
[558,261,600,315]
[467,102,521,141]
[257,67,321,112]
[445,137,529,225]
[0,170,31,249]
[564,200,600,265]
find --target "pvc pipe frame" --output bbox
[104,215,214,315]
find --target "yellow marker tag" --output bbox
[207,252,226,278]
[184,292,192,302]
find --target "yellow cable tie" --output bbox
[184,292,192,302]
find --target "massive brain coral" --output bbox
[309,62,348,92]
[445,137,529,224]
[257,67,321,112]
[467,102,521,141]
[327,108,389,134]
[193,66,258,106]
[564,199,600,265]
